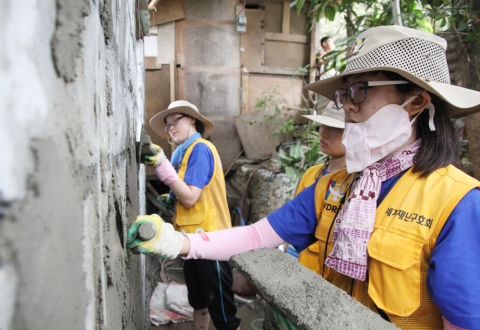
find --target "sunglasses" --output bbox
[164,115,187,132]
[333,80,409,108]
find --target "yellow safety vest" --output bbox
[173,139,232,234]
[295,164,326,274]
[313,165,479,329]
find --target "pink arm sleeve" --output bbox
[154,160,179,185]
[443,317,467,330]
[184,218,285,261]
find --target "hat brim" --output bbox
[302,115,345,129]
[305,66,480,118]
[150,106,215,139]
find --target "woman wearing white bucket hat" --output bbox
[128,26,480,329]
[128,100,241,330]
[295,101,346,273]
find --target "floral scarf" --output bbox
[324,140,421,280]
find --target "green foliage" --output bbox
[295,0,479,102]
[254,88,304,139]
[273,134,328,182]
[297,0,479,43]
[253,87,327,183]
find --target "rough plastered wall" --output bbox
[0,0,147,329]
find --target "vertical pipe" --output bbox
[392,0,403,26]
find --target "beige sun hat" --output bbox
[303,101,345,129]
[150,100,215,139]
[305,25,480,118]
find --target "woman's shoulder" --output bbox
[432,165,480,186]
[191,141,214,156]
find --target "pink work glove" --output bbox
[155,160,178,185]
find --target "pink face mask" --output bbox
[342,96,433,173]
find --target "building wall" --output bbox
[0,0,147,329]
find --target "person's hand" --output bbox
[157,193,175,211]
[272,306,297,330]
[142,144,166,167]
[126,214,184,258]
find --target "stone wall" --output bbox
[231,162,296,224]
[0,0,147,329]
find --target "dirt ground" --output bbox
[151,303,265,330]
[148,259,266,330]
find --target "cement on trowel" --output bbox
[230,248,399,330]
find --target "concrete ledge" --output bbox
[230,248,399,330]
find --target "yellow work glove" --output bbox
[157,193,175,211]
[126,214,184,258]
[142,143,166,167]
[272,306,297,330]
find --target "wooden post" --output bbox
[169,60,176,155]
[170,60,175,102]
[282,2,290,34]
[241,70,250,114]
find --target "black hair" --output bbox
[320,36,332,45]
[194,119,205,136]
[315,160,329,181]
[380,71,459,177]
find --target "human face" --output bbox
[165,113,195,144]
[318,125,345,158]
[341,73,405,124]
[322,38,335,52]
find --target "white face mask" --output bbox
[342,97,419,173]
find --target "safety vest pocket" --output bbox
[175,200,217,233]
[308,241,320,253]
[367,228,423,316]
[176,201,207,226]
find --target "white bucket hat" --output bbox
[150,100,215,139]
[306,25,480,118]
[302,101,345,129]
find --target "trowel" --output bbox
[136,127,155,164]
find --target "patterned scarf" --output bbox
[324,140,421,281]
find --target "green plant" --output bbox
[254,88,305,139]
[273,131,328,183]
[251,69,333,183]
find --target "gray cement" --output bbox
[0,0,147,329]
[231,248,399,330]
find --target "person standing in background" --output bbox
[129,100,241,330]
[296,101,345,273]
[315,36,336,81]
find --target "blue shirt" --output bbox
[268,174,480,328]
[183,142,214,189]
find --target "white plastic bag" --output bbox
[149,282,193,325]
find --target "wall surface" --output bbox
[0,0,147,329]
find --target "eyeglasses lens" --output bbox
[334,82,367,108]
[334,89,346,108]
[350,83,367,104]
[164,116,183,132]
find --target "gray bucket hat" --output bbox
[302,101,345,129]
[150,100,215,139]
[305,25,480,118]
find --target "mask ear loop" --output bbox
[427,103,436,131]
[403,90,435,132]
[167,137,176,146]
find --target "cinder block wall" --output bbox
[0,0,147,329]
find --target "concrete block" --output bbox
[184,24,239,68]
[181,71,240,117]
[230,248,399,330]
